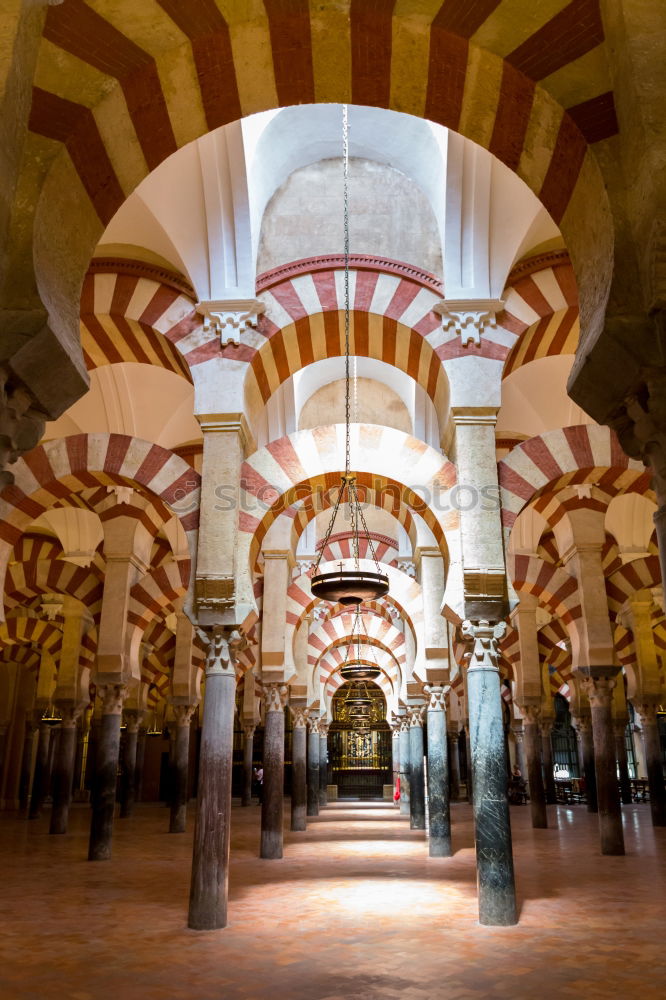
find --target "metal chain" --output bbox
[343,103,351,479]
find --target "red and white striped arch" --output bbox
[538,620,574,702]
[605,557,662,620]
[80,269,199,381]
[239,426,458,572]
[509,554,582,626]
[498,425,649,533]
[0,434,200,622]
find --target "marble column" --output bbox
[635,701,666,826]
[49,707,81,835]
[18,719,37,811]
[409,707,426,831]
[189,628,240,930]
[462,620,517,926]
[170,704,196,833]
[581,673,625,855]
[307,717,320,817]
[260,684,287,859]
[465,726,473,801]
[241,724,256,807]
[119,711,141,818]
[513,726,527,778]
[398,717,411,816]
[28,717,52,820]
[614,719,633,806]
[540,718,557,805]
[290,708,307,832]
[134,725,147,803]
[391,724,400,805]
[318,723,329,808]
[522,706,548,828]
[426,686,451,856]
[88,685,127,860]
[574,715,598,812]
[448,727,461,802]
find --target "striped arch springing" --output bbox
[80,270,198,381]
[0,615,63,658]
[4,559,105,621]
[605,557,662,620]
[240,426,457,570]
[0,434,200,621]
[538,620,574,701]
[509,554,582,626]
[500,256,579,379]
[498,425,649,532]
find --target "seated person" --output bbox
[508,765,527,804]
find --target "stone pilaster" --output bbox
[188,627,243,930]
[408,706,426,831]
[634,700,666,826]
[307,716,320,817]
[88,684,128,860]
[170,704,197,833]
[461,619,517,926]
[579,671,625,855]
[289,708,308,831]
[260,683,288,859]
[241,724,256,807]
[425,686,451,857]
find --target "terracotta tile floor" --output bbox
[1,799,665,999]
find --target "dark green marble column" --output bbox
[307,719,320,817]
[290,708,307,831]
[398,718,410,816]
[426,686,451,856]
[409,708,426,830]
[463,620,517,926]
[318,725,329,808]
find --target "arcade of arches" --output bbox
[1,3,665,998]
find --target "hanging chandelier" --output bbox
[310,105,389,607]
[338,606,381,681]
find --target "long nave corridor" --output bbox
[1,800,664,1000]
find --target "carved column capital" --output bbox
[124,709,144,734]
[195,298,265,347]
[571,714,592,736]
[408,706,426,727]
[424,684,448,711]
[518,703,542,726]
[263,683,288,713]
[289,707,308,729]
[539,718,554,737]
[634,700,661,724]
[579,674,617,709]
[173,704,197,728]
[318,721,330,737]
[512,726,525,745]
[434,299,504,348]
[399,715,411,733]
[57,704,84,729]
[308,716,321,735]
[461,619,506,673]
[99,684,129,716]
[196,625,245,677]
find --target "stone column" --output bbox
[465,725,473,801]
[49,707,81,835]
[408,706,426,830]
[512,726,527,778]
[448,726,461,802]
[391,724,400,805]
[119,711,141,818]
[635,701,666,826]
[170,704,196,833]
[318,722,329,808]
[307,716,320,817]
[580,672,625,855]
[28,716,52,820]
[134,725,147,803]
[462,619,517,926]
[398,716,411,816]
[260,683,287,859]
[88,684,127,860]
[290,707,307,831]
[241,724,256,807]
[521,705,548,829]
[540,718,558,805]
[573,714,598,812]
[426,686,451,856]
[188,628,241,930]
[614,719,633,806]
[19,719,37,811]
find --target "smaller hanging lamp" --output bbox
[338,607,381,681]
[310,105,389,607]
